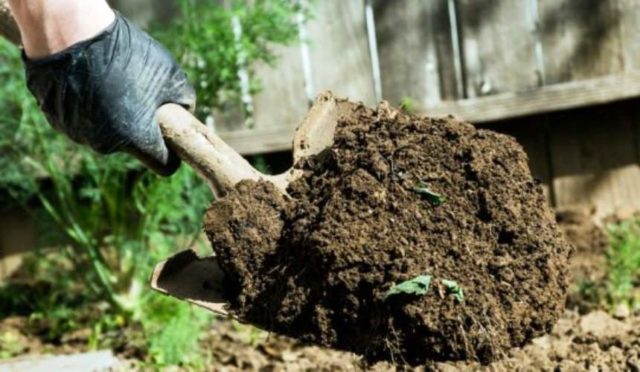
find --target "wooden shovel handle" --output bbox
[157,104,264,197]
[0,3,267,197]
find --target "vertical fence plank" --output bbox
[252,44,309,132]
[548,102,640,219]
[252,1,375,136]
[537,0,639,217]
[305,1,376,105]
[457,0,540,98]
[615,0,640,73]
[374,0,458,106]
[538,0,624,84]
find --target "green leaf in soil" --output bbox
[385,275,432,300]
[442,279,464,302]
[413,183,446,206]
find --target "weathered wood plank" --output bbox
[251,44,309,133]
[457,0,539,97]
[539,0,637,218]
[306,1,376,105]
[252,1,376,136]
[222,72,640,155]
[420,71,640,123]
[614,0,640,72]
[374,0,457,105]
[539,0,624,84]
[548,101,640,219]
[221,126,295,156]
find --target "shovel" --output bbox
[150,94,354,316]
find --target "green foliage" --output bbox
[250,155,272,174]
[575,279,601,307]
[385,275,432,300]
[0,37,53,204]
[399,97,415,113]
[155,0,300,121]
[0,31,214,367]
[605,218,640,309]
[413,182,446,206]
[442,279,464,303]
[0,331,27,359]
[141,294,210,367]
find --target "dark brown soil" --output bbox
[434,310,640,372]
[201,310,640,371]
[205,101,572,365]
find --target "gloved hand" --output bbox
[23,12,196,176]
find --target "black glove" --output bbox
[23,12,196,176]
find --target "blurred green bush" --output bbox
[155,0,300,123]
[606,217,640,312]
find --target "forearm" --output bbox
[8,0,114,58]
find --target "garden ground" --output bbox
[1,208,638,371]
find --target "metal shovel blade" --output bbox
[150,250,229,316]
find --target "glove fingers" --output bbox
[163,70,197,114]
[124,118,181,176]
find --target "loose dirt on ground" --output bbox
[199,310,640,371]
[205,100,572,365]
[3,306,638,371]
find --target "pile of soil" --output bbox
[205,100,572,365]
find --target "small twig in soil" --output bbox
[385,145,414,182]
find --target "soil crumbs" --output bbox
[3,306,637,371]
[200,310,640,371]
[206,100,571,365]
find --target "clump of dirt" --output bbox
[205,101,572,365]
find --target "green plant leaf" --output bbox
[442,279,464,302]
[385,275,432,300]
[413,183,446,206]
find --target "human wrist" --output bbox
[9,0,115,59]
